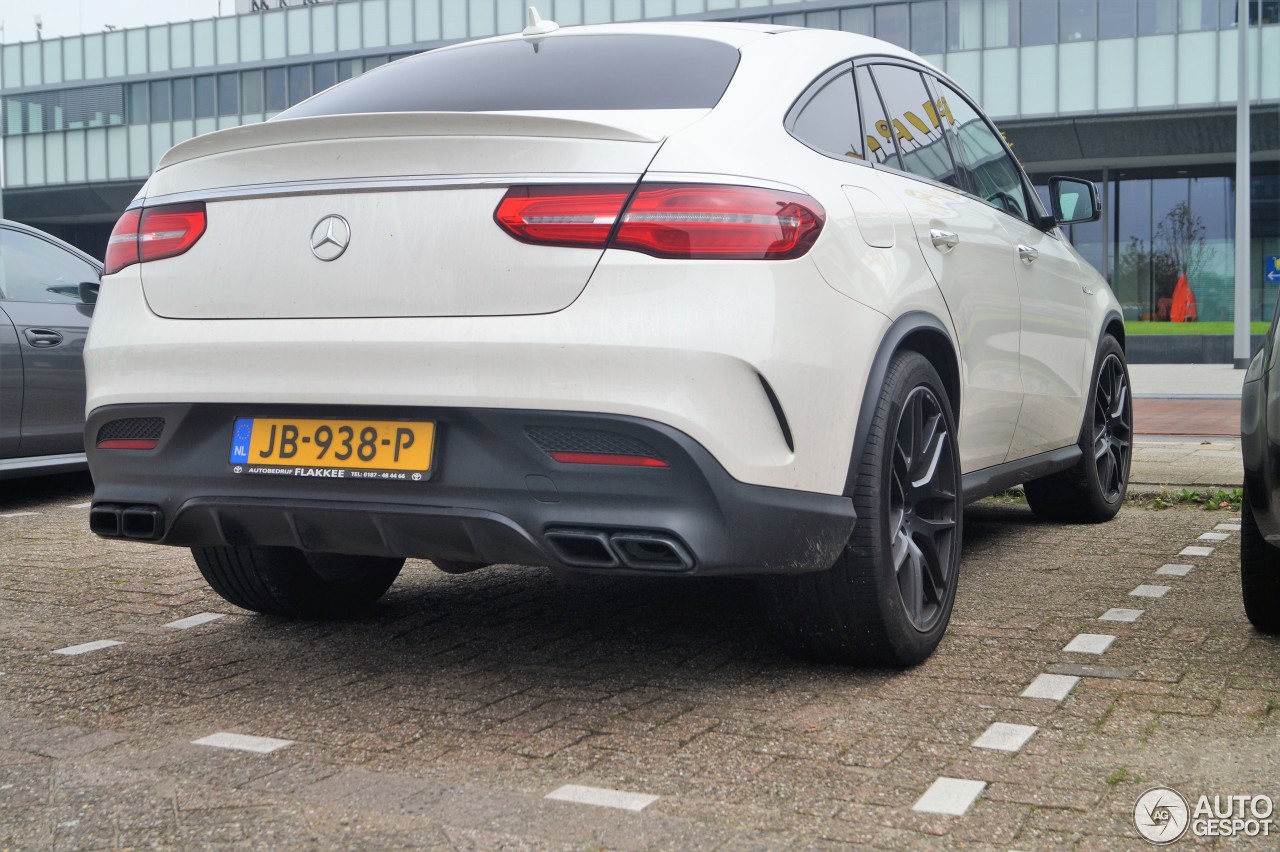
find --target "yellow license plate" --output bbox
[230,417,435,479]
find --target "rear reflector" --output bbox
[96,439,159,450]
[547,451,670,468]
[104,202,207,275]
[495,183,824,260]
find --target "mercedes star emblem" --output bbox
[310,214,351,261]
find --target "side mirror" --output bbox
[78,280,100,305]
[1047,176,1101,226]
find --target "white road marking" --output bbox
[972,723,1038,753]
[1215,523,1241,531]
[164,613,226,630]
[1157,564,1193,576]
[66,502,92,510]
[1178,545,1215,557]
[1131,585,1171,598]
[912,777,986,815]
[192,732,292,754]
[1100,608,1144,622]
[53,640,123,656]
[1064,634,1116,655]
[1198,532,1229,541]
[1021,674,1079,701]
[545,784,658,812]
[0,512,41,518]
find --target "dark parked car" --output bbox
[1240,302,1280,634]
[0,219,101,479]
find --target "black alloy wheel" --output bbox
[889,385,959,632]
[1025,335,1131,522]
[757,350,962,666]
[1092,352,1132,504]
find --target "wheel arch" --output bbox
[844,311,960,497]
[1103,311,1125,351]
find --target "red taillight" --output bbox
[495,183,824,260]
[104,202,207,275]
[494,185,632,249]
[96,439,158,450]
[104,209,141,275]
[547,451,669,468]
[615,185,824,259]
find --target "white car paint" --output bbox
[87,21,1120,497]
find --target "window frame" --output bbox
[853,58,963,194]
[783,61,872,167]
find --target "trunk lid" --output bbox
[138,111,701,319]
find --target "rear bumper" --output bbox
[86,404,855,576]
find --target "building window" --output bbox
[241,69,264,114]
[912,1,946,54]
[983,0,1020,48]
[1060,0,1098,42]
[172,78,194,121]
[313,62,338,94]
[217,73,239,116]
[947,0,983,50]
[875,4,910,49]
[1021,0,1059,45]
[288,65,312,106]
[1138,0,1179,35]
[194,75,216,119]
[128,82,149,124]
[150,80,172,122]
[1099,1,1137,37]
[265,67,288,112]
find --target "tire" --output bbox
[1240,486,1280,634]
[1025,335,1131,523]
[191,545,404,618]
[758,351,962,666]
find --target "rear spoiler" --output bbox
[156,111,692,171]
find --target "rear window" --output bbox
[279,35,740,117]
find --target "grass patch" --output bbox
[981,487,1242,512]
[1131,488,1243,512]
[1106,766,1136,786]
[1126,321,1269,336]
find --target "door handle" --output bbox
[1017,245,1039,265]
[24,328,63,347]
[930,229,959,252]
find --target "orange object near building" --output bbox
[1171,273,1197,322]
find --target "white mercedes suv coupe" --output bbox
[85,20,1130,666]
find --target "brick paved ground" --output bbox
[1,473,1277,849]
[1133,399,1240,439]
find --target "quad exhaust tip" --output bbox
[545,528,694,572]
[90,504,165,541]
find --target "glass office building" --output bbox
[2,0,1278,321]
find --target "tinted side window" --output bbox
[280,35,740,116]
[787,67,864,162]
[0,230,99,305]
[930,79,1032,222]
[866,64,960,190]
[854,65,899,169]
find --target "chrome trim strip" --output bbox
[142,173,645,207]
